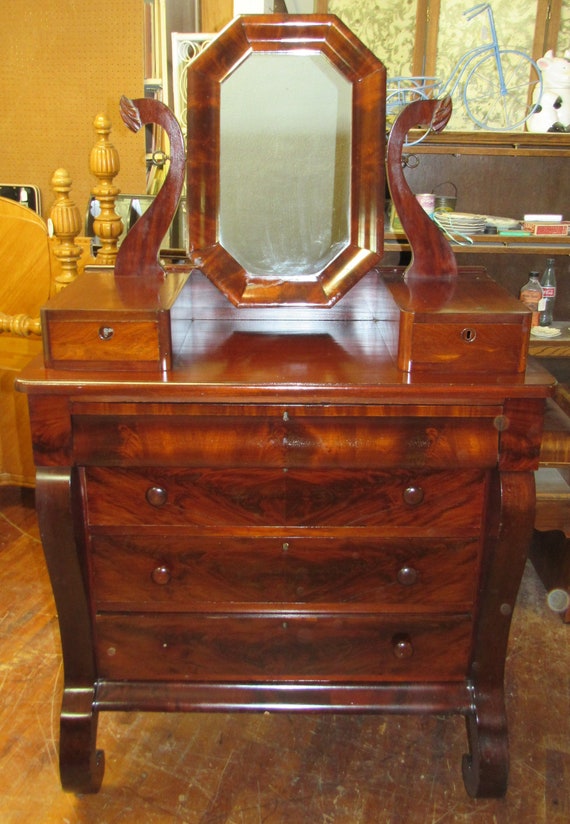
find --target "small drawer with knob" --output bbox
[383,266,530,375]
[94,612,474,682]
[395,320,528,374]
[42,317,170,371]
[40,267,189,371]
[90,534,481,612]
[82,466,488,530]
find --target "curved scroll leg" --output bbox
[59,687,105,794]
[35,467,104,793]
[462,690,509,798]
[461,467,536,797]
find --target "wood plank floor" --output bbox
[1,484,569,823]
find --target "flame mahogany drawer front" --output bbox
[70,405,500,469]
[94,612,473,683]
[90,534,481,612]
[82,466,488,530]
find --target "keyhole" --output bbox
[461,327,477,343]
[98,326,114,341]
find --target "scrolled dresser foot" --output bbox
[461,702,508,798]
[60,746,105,795]
[59,689,105,793]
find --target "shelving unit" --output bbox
[390,131,570,315]
[402,130,570,157]
[386,231,570,257]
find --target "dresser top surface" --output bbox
[18,266,554,404]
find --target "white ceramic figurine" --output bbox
[527,49,570,132]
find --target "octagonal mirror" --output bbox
[186,15,386,307]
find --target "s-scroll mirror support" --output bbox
[114,96,185,281]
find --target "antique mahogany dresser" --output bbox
[18,15,554,798]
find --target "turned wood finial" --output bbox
[90,113,123,265]
[50,168,83,293]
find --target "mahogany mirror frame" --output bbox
[186,14,386,307]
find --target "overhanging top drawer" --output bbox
[70,403,500,469]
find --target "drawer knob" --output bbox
[98,325,114,341]
[392,633,414,659]
[146,485,168,507]
[403,485,424,506]
[151,565,171,585]
[397,566,418,586]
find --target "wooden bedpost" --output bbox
[90,113,123,264]
[50,168,83,293]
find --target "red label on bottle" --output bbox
[542,287,556,298]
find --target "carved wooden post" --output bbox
[0,312,42,336]
[90,114,123,265]
[50,168,83,293]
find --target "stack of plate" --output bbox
[434,211,486,234]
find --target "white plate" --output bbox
[484,215,521,230]
[530,327,562,338]
[436,211,485,220]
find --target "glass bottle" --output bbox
[539,258,557,326]
[519,272,543,327]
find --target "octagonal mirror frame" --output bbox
[186,14,386,307]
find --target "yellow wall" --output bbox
[1,0,145,220]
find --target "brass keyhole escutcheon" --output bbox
[98,326,115,341]
[461,327,477,343]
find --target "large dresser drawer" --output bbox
[95,613,473,682]
[71,404,500,469]
[83,466,488,530]
[91,534,481,612]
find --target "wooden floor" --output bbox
[1,485,569,824]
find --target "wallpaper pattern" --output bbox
[434,0,539,129]
[561,1,570,53]
[330,0,570,131]
[328,0,417,75]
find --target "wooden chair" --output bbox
[0,198,53,485]
[0,115,123,486]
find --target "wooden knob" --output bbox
[151,565,171,585]
[146,486,167,507]
[392,633,414,659]
[403,485,424,505]
[397,566,418,586]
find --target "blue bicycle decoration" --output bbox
[387,3,542,135]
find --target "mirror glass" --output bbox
[220,53,351,277]
[187,15,385,307]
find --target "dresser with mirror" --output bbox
[18,14,553,798]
